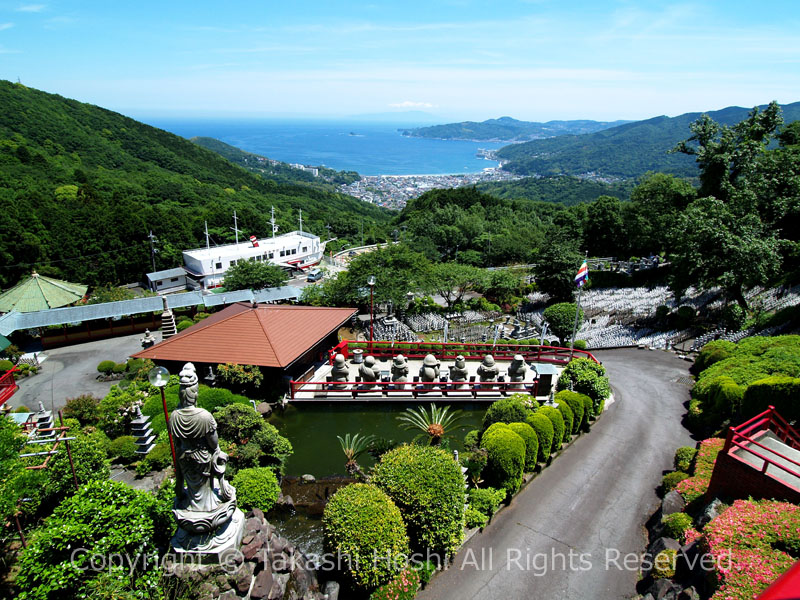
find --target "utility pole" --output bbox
[231,210,241,246]
[147,230,159,272]
[271,206,277,239]
[299,209,303,234]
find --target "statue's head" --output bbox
[178,363,199,407]
[393,354,406,366]
[482,354,495,367]
[512,354,525,366]
[333,353,346,368]
[364,355,375,367]
[423,354,438,367]
[455,355,466,368]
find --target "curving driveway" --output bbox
[417,348,695,600]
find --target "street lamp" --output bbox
[367,275,376,345]
[148,366,177,473]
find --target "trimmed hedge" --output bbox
[467,487,506,518]
[371,445,465,557]
[661,512,693,543]
[537,406,565,454]
[482,396,532,431]
[554,398,574,441]
[0,359,13,372]
[232,467,281,513]
[742,375,800,423]
[323,483,409,590]
[96,360,116,374]
[480,423,525,499]
[673,447,697,473]
[465,507,489,530]
[692,339,736,374]
[580,394,594,429]
[661,471,689,493]
[525,413,554,463]
[108,435,138,464]
[507,422,539,471]
[555,390,585,434]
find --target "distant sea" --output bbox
[144,118,504,176]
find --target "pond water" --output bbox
[268,401,487,477]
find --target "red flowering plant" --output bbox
[701,499,800,600]
[369,568,421,600]
[676,438,725,502]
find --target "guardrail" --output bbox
[0,367,19,408]
[290,378,539,401]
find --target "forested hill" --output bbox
[400,116,630,141]
[0,81,389,289]
[496,101,800,179]
[477,175,636,205]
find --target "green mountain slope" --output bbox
[477,175,636,205]
[400,116,631,141]
[0,81,389,288]
[497,102,800,179]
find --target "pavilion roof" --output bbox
[0,273,87,313]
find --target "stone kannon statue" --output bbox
[169,363,244,560]
[391,354,409,383]
[358,355,380,387]
[140,328,156,349]
[450,355,468,385]
[507,354,528,383]
[330,353,350,383]
[419,354,440,383]
[477,354,499,382]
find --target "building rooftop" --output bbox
[0,273,87,313]
[183,230,318,262]
[146,267,187,282]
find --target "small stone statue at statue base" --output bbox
[477,354,499,383]
[419,354,440,389]
[507,354,528,383]
[391,354,409,383]
[330,353,350,383]
[450,355,469,388]
[169,363,244,563]
[140,329,156,349]
[358,355,380,388]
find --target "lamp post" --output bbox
[148,366,177,472]
[367,275,376,345]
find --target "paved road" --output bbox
[10,332,150,413]
[418,348,695,600]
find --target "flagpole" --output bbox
[570,254,588,358]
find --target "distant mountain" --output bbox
[496,102,800,179]
[400,116,632,142]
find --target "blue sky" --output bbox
[0,0,798,121]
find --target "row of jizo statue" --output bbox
[330,352,537,384]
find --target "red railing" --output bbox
[290,378,538,401]
[724,406,800,487]
[0,367,19,408]
[327,340,598,366]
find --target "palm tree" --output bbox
[397,403,463,446]
[337,432,375,479]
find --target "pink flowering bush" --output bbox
[702,499,800,600]
[676,438,724,502]
[369,568,420,600]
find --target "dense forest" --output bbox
[478,175,636,204]
[496,101,800,179]
[0,81,390,289]
[400,116,630,141]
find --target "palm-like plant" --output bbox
[397,403,463,446]
[337,432,375,479]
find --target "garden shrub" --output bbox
[96,360,116,374]
[480,423,525,499]
[465,507,489,529]
[108,435,138,464]
[580,394,594,429]
[555,390,584,434]
[463,429,481,450]
[322,483,409,590]
[112,362,127,374]
[468,487,506,517]
[216,363,264,392]
[661,512,693,543]
[135,442,172,476]
[673,446,698,472]
[0,359,13,372]
[62,394,101,426]
[99,382,156,438]
[369,568,420,600]
[176,320,193,332]
[232,467,281,512]
[652,549,677,579]
[371,444,465,557]
[481,395,532,431]
[742,375,800,423]
[413,560,437,587]
[692,340,736,374]
[125,358,145,373]
[214,404,292,475]
[460,449,487,486]
[15,479,172,600]
[554,398,574,441]
[556,358,610,411]
[573,339,587,350]
[661,471,689,493]
[13,405,30,413]
[193,311,211,322]
[675,438,725,502]
[507,422,539,470]
[537,406,565,454]
[42,433,110,505]
[196,387,251,413]
[542,302,583,342]
[525,413,554,463]
[702,499,800,600]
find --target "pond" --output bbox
[268,401,487,476]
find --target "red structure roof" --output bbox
[133,303,357,368]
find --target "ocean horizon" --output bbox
[143,118,504,176]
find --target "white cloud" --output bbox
[0,23,14,31]
[16,4,45,12]
[388,100,435,108]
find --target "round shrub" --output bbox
[480,423,525,499]
[652,549,677,579]
[525,413,554,463]
[692,339,736,374]
[673,447,697,473]
[543,302,584,343]
[62,394,101,426]
[13,405,30,413]
[232,467,281,513]
[465,507,489,530]
[96,360,116,374]
[661,471,689,493]
[135,442,173,476]
[109,435,138,464]
[661,512,693,543]
[111,362,127,374]
[482,396,531,431]
[463,429,481,450]
[507,422,539,471]
[538,406,565,454]
[176,320,194,332]
[371,445,465,557]
[743,375,800,423]
[580,394,594,429]
[322,483,409,589]
[554,398,574,441]
[555,390,585,434]
[556,358,611,409]
[0,359,13,372]
[573,340,587,350]
[126,358,145,373]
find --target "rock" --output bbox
[251,568,275,600]
[235,561,256,595]
[323,580,340,600]
[678,586,700,600]
[257,401,273,417]
[270,573,291,600]
[250,507,265,523]
[246,517,263,534]
[281,495,295,510]
[646,578,679,600]
[301,474,316,484]
[648,537,681,557]
[288,564,311,598]
[697,498,723,528]
[218,591,238,600]
[661,491,686,516]
[242,537,264,561]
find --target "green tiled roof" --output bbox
[0,273,87,313]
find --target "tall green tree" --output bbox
[533,242,582,302]
[425,262,487,311]
[222,260,288,291]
